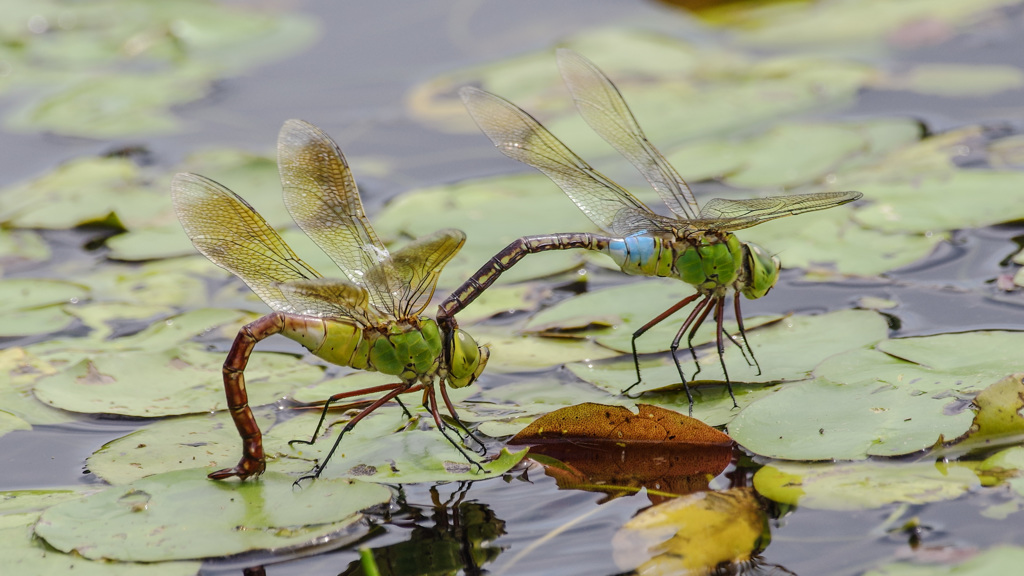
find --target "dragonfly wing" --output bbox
[696,191,863,232]
[460,86,664,237]
[275,278,377,323]
[277,119,389,285]
[364,229,465,318]
[170,172,322,313]
[556,48,701,220]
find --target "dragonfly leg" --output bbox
[714,298,739,408]
[680,295,716,381]
[427,385,488,473]
[621,292,702,396]
[734,292,762,375]
[293,383,413,486]
[668,295,713,414]
[439,381,488,455]
[209,313,286,481]
[288,382,407,447]
[395,396,414,419]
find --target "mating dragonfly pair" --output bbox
[172,49,860,482]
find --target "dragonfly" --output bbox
[437,49,861,410]
[172,119,489,482]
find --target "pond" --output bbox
[4,0,1024,574]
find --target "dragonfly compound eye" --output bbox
[448,330,489,388]
[740,242,780,300]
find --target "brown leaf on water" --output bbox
[509,403,733,446]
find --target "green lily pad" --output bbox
[87,411,278,485]
[738,203,944,278]
[471,328,622,373]
[0,157,155,230]
[570,309,889,394]
[729,376,974,461]
[1,0,318,139]
[521,279,780,354]
[374,174,593,288]
[877,64,1024,97]
[853,170,1024,234]
[863,546,1024,576]
[0,229,51,268]
[0,278,87,314]
[752,460,980,511]
[8,69,210,138]
[1,511,200,576]
[0,410,31,437]
[0,347,72,426]
[63,303,176,341]
[0,307,76,338]
[76,257,212,308]
[411,28,872,157]
[32,342,322,417]
[966,374,1024,441]
[35,468,391,561]
[271,410,527,483]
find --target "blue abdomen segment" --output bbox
[606,235,670,277]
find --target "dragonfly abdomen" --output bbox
[605,235,675,278]
[280,315,372,370]
[440,232,611,319]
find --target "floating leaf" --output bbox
[572,309,889,394]
[272,410,527,483]
[0,278,87,315]
[87,412,279,485]
[753,460,980,511]
[612,488,767,574]
[1,511,200,576]
[0,229,51,270]
[471,329,621,373]
[510,403,732,446]
[729,376,975,461]
[373,175,591,289]
[876,64,1024,97]
[863,546,1024,576]
[0,157,154,230]
[0,410,31,438]
[35,468,391,562]
[853,171,1024,234]
[0,347,70,426]
[962,374,1024,444]
[32,342,322,417]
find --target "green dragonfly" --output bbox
[172,119,489,482]
[438,49,861,409]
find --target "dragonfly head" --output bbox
[446,330,489,389]
[739,242,780,300]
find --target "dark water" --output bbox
[4,1,1024,575]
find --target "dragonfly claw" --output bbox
[208,456,266,481]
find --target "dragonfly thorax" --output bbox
[672,232,745,298]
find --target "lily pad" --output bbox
[522,279,781,354]
[32,342,322,417]
[410,28,872,156]
[1,511,200,576]
[753,460,980,511]
[0,410,31,437]
[0,157,155,230]
[373,174,591,289]
[87,411,278,485]
[728,376,975,461]
[0,347,71,426]
[875,64,1024,97]
[863,546,1024,576]
[0,229,51,269]
[571,309,889,394]
[853,170,1024,234]
[35,468,391,561]
[471,328,622,373]
[967,374,1024,441]
[271,410,527,483]
[0,278,87,314]
[738,203,944,278]
[612,488,766,574]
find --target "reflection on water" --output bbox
[341,484,506,576]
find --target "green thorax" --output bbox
[603,231,779,300]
